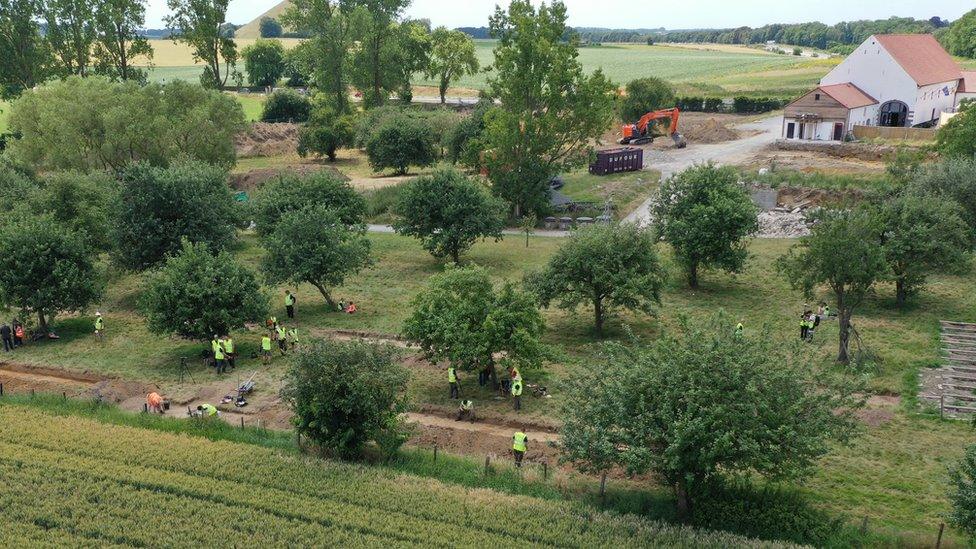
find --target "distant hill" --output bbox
[235,1,294,39]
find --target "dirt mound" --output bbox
[228,164,347,191]
[681,117,741,144]
[235,122,300,158]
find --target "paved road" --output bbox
[368,224,569,238]
[623,115,782,226]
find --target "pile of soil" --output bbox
[680,117,741,144]
[235,122,300,158]
[228,165,347,192]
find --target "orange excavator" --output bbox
[619,107,687,148]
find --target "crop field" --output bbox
[142,38,830,98]
[0,406,778,548]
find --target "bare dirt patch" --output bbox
[0,361,149,403]
[855,395,900,427]
[235,122,300,158]
[228,164,347,192]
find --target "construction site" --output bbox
[1,0,976,547]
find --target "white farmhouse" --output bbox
[782,34,964,140]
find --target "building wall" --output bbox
[914,81,959,125]
[820,36,919,125]
[781,117,849,141]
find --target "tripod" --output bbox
[178,356,195,384]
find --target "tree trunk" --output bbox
[37,309,48,334]
[675,479,692,521]
[313,283,337,309]
[895,278,908,308]
[451,246,461,266]
[687,262,699,289]
[488,360,499,390]
[593,298,604,334]
[440,77,448,104]
[837,301,852,365]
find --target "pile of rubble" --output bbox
[756,208,811,238]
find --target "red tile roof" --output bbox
[960,71,976,93]
[817,83,878,109]
[875,34,962,86]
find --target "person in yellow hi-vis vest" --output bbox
[261,335,273,364]
[511,379,523,411]
[223,336,236,369]
[448,366,459,399]
[512,430,528,468]
[285,290,296,319]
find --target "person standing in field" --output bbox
[513,429,528,468]
[94,312,104,341]
[224,335,236,370]
[448,366,459,399]
[288,327,299,351]
[285,290,296,319]
[261,335,273,364]
[214,337,227,374]
[12,319,24,347]
[1,323,12,352]
[512,378,523,411]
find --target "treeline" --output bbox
[656,16,948,49]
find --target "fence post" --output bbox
[62,391,66,400]
[0,382,4,396]
[143,403,148,413]
[433,444,438,462]
[30,388,34,398]
[860,516,868,533]
[600,472,607,501]
[940,395,945,420]
[543,461,548,480]
[936,522,945,549]
[241,417,245,430]
[484,455,490,475]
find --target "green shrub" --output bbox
[620,77,676,121]
[243,39,286,88]
[365,117,437,175]
[261,89,311,123]
[949,445,976,542]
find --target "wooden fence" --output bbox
[852,125,936,141]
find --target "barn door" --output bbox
[833,123,843,141]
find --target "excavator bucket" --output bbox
[672,133,687,149]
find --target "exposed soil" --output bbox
[855,395,900,428]
[745,150,886,175]
[0,361,150,403]
[235,122,300,158]
[601,112,754,149]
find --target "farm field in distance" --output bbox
[141,39,833,99]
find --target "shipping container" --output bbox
[589,147,644,175]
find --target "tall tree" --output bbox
[348,0,410,107]
[242,38,285,87]
[262,205,372,308]
[93,0,153,82]
[297,94,356,161]
[0,215,104,333]
[43,0,98,76]
[251,170,366,238]
[876,193,971,307]
[281,0,355,111]
[653,164,758,289]
[527,224,666,333]
[0,0,53,100]
[425,26,479,104]
[482,0,616,216]
[393,166,506,264]
[777,208,887,364]
[165,0,238,89]
[560,316,862,517]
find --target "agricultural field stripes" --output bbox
[0,407,789,548]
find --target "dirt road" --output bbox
[624,115,782,226]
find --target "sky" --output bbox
[144,0,973,30]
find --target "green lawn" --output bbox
[233,92,266,122]
[559,169,659,218]
[5,231,976,542]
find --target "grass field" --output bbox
[141,38,831,99]
[0,405,779,548]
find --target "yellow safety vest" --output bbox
[288,329,298,343]
[513,431,527,452]
[276,326,286,339]
[214,345,225,360]
[94,317,103,330]
[460,400,473,411]
[261,337,272,351]
[211,339,220,353]
[224,338,234,353]
[448,367,457,383]
[511,380,523,397]
[285,294,295,306]
[201,404,217,416]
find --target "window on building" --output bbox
[814,93,820,101]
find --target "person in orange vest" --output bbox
[346,302,357,314]
[12,319,24,347]
[146,392,164,414]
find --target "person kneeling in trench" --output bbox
[456,399,475,422]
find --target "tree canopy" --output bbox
[777,208,887,364]
[482,0,616,217]
[8,77,245,172]
[876,192,971,307]
[0,215,104,332]
[392,167,506,264]
[259,16,282,38]
[262,205,372,307]
[909,158,976,238]
[112,160,239,270]
[949,444,976,542]
[936,106,976,158]
[282,339,409,460]
[425,26,479,104]
[165,0,238,88]
[251,170,366,238]
[620,77,676,122]
[0,0,54,100]
[93,0,154,83]
[281,0,355,110]
[653,164,758,288]
[527,223,665,333]
[943,9,976,59]
[560,315,862,517]
[141,239,268,341]
[404,265,546,379]
[297,94,357,161]
[365,115,437,175]
[242,38,285,87]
